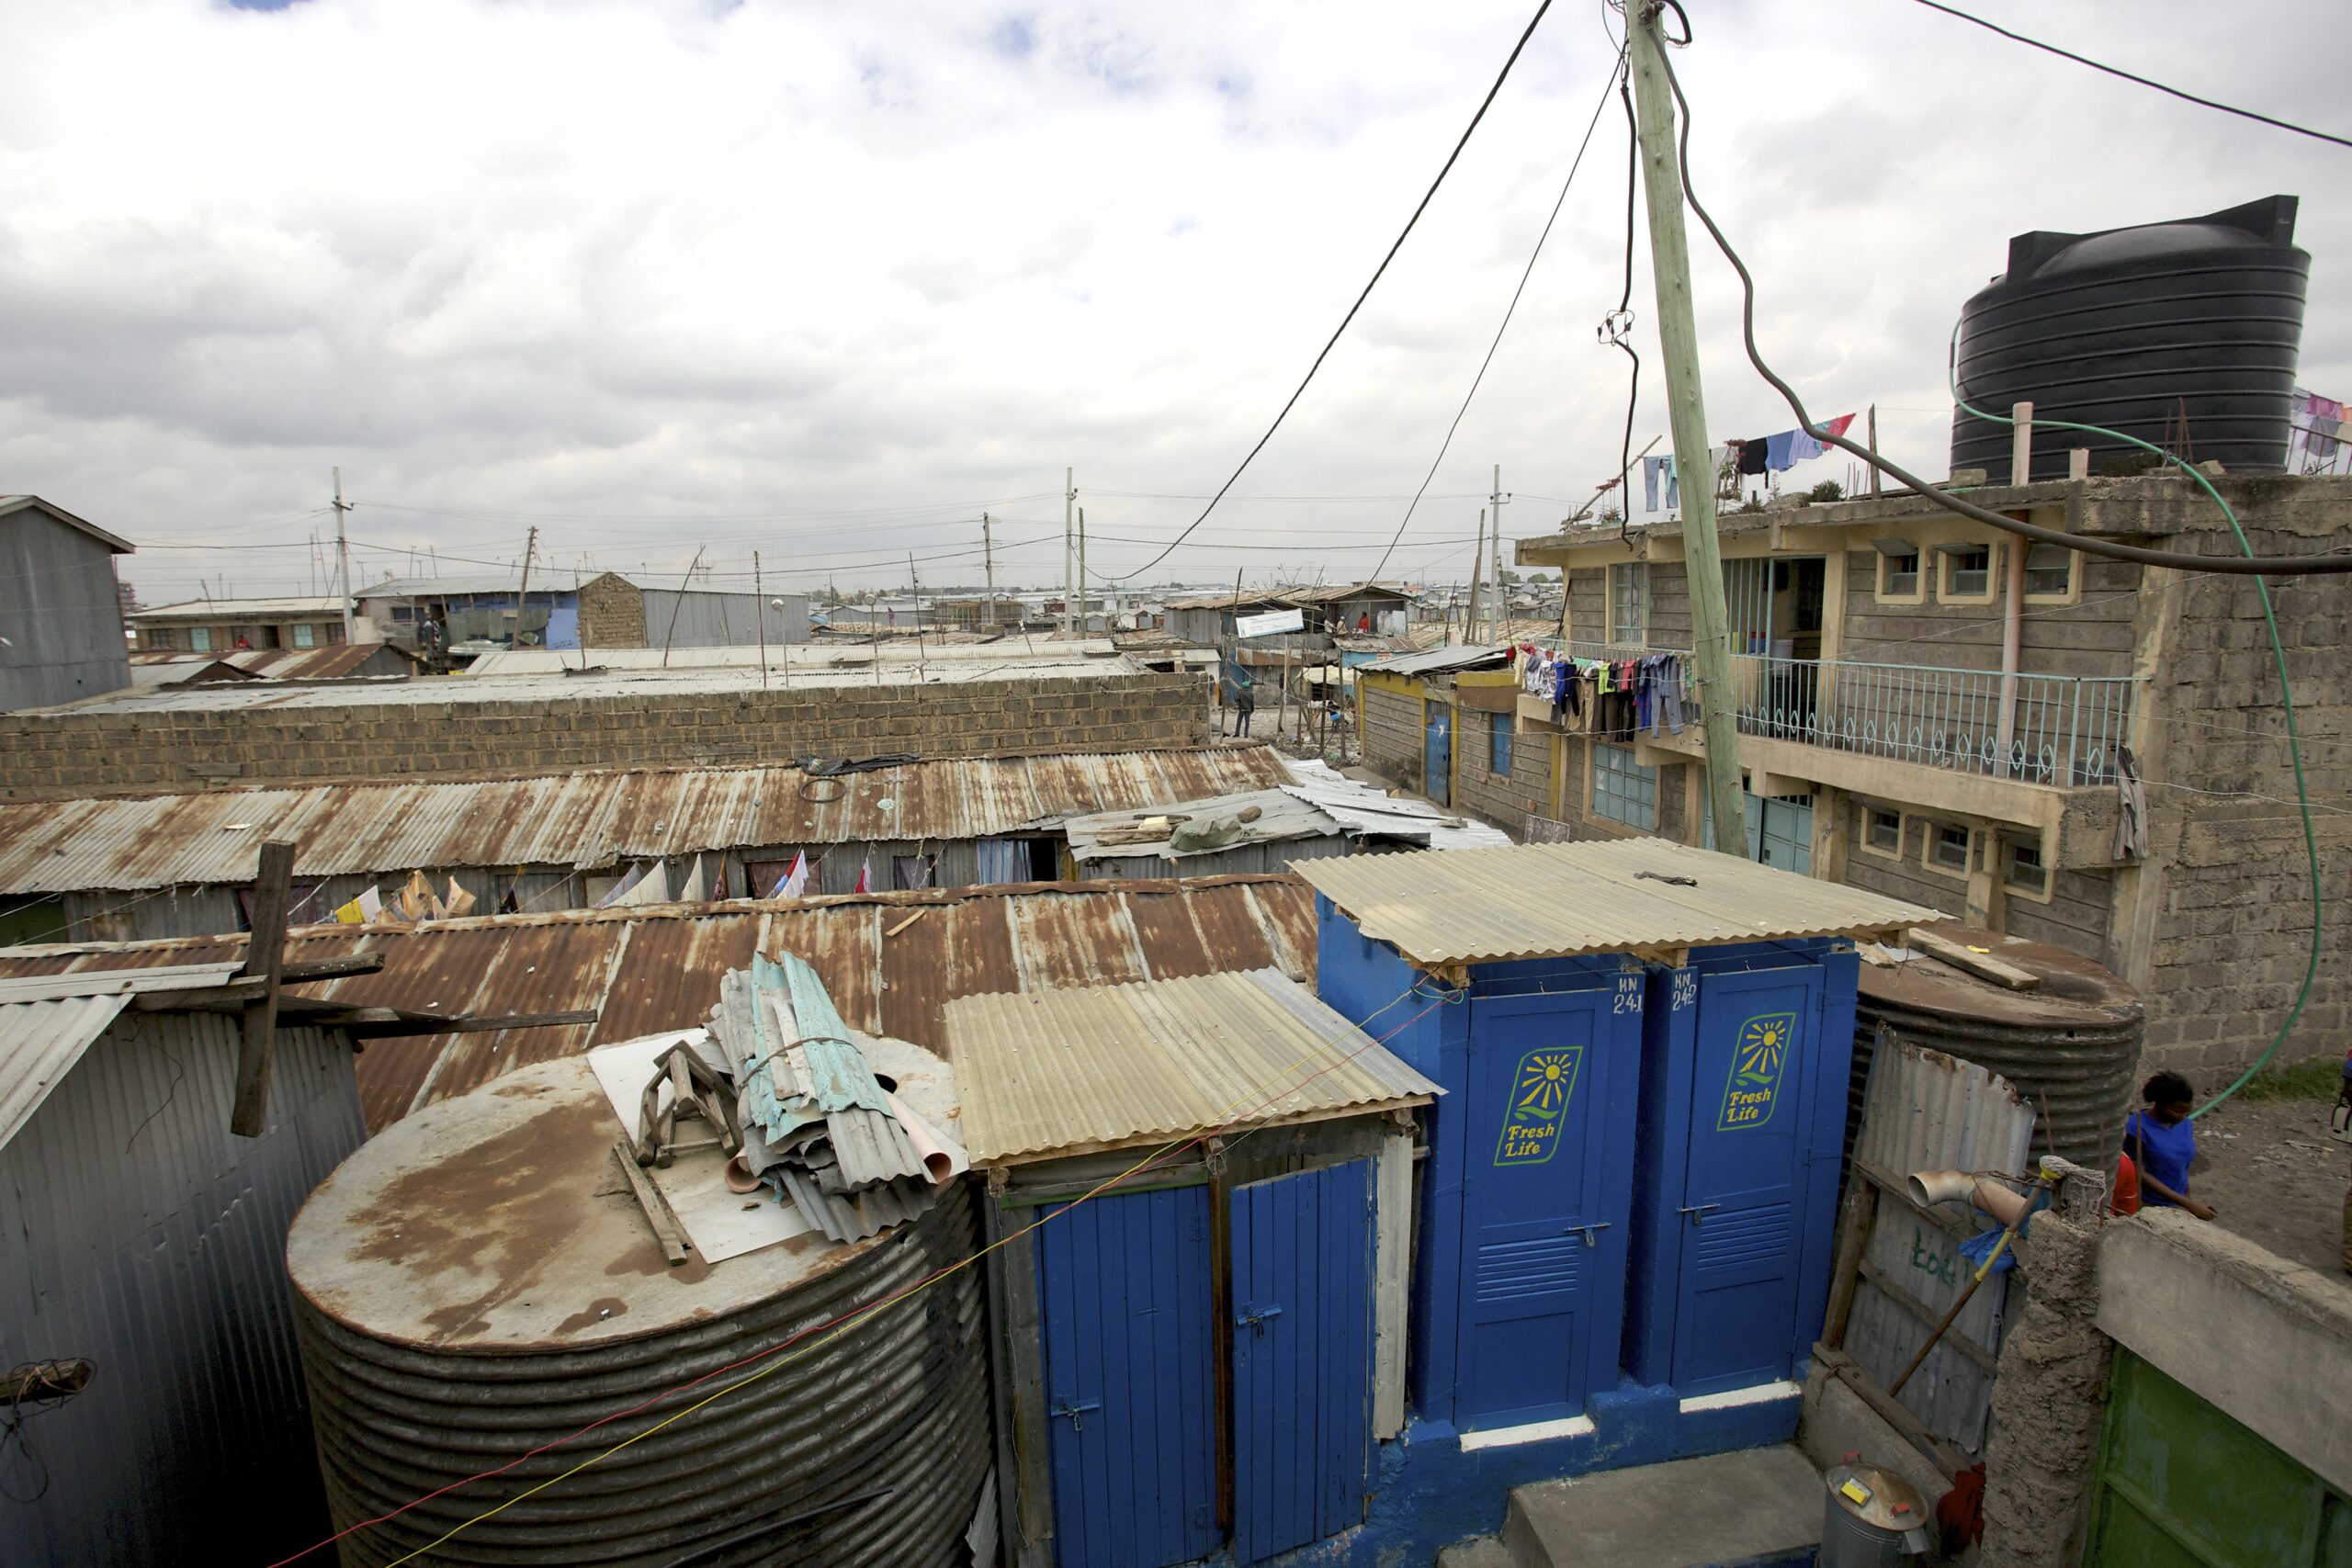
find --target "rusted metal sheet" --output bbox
[1844,1041,2037,1457]
[0,745,1293,897]
[0,878,1321,1134]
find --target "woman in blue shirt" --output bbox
[2122,1071,2216,1221]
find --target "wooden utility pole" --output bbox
[981,513,998,633]
[331,469,356,643]
[752,550,769,690]
[514,525,538,647]
[1629,1,1747,853]
[1077,507,1089,637]
[230,840,295,1138]
[660,547,704,668]
[1489,464,1508,646]
[1470,510,1487,642]
[1062,467,1076,639]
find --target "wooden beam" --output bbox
[1855,1258,2000,1376]
[610,1141,690,1266]
[1813,1344,1969,1478]
[279,953,386,983]
[1908,925,2040,990]
[1852,1157,1974,1242]
[1821,1180,1876,1349]
[230,840,294,1138]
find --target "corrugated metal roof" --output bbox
[1296,839,1939,967]
[0,962,247,1145]
[944,968,1440,1165]
[0,877,1320,1133]
[0,745,1295,895]
[1361,644,1512,677]
[1280,761,1514,850]
[463,639,1117,676]
[130,595,346,622]
[1063,787,1342,863]
[0,993,130,1148]
[219,644,418,680]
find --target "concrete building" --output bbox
[0,495,132,709]
[1162,581,1415,648]
[356,569,808,656]
[127,593,355,656]
[1358,468,2352,1080]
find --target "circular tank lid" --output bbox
[1826,1462,1928,1533]
[2030,221,2272,277]
[287,1037,962,1354]
[1860,919,2141,1030]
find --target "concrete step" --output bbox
[1436,1536,1519,1568]
[1498,1445,1824,1568]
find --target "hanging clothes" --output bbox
[1765,430,1799,470]
[1739,438,1770,476]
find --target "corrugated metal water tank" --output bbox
[1853,921,2143,1171]
[1951,195,2309,480]
[285,1049,989,1567]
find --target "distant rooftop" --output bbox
[462,637,1124,677]
[0,494,132,555]
[130,594,347,623]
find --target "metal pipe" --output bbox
[1888,1169,2054,1396]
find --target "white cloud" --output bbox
[1,0,2346,601]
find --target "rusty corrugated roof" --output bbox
[944,968,1439,1166]
[0,876,1318,1132]
[0,745,1295,895]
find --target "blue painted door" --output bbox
[1036,1186,1220,1568]
[1455,981,1629,1428]
[1671,963,1826,1395]
[1231,1159,1374,1564]
[1424,707,1452,807]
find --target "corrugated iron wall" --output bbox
[0,1017,365,1566]
[1841,1041,2035,1456]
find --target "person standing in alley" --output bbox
[2122,1071,2216,1220]
[1221,655,1255,737]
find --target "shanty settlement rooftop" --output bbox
[0,745,1294,894]
[0,876,1319,1132]
[1297,839,1939,969]
[944,968,1439,1165]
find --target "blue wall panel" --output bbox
[1035,1186,1219,1568]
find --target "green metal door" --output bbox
[2086,1349,2352,1567]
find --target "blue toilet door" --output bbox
[1455,987,1619,1428]
[1671,963,1826,1395]
[1035,1186,1221,1568]
[1424,707,1453,807]
[1230,1159,1375,1563]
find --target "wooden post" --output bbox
[230,840,295,1138]
[1207,1141,1236,1532]
[1628,6,1746,854]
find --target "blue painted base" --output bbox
[1175,1383,1805,1568]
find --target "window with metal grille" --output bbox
[190,626,212,652]
[2024,542,2075,599]
[1610,562,1647,645]
[1878,546,1920,599]
[1591,742,1657,829]
[292,622,316,648]
[147,627,177,651]
[1490,712,1513,777]
[2004,837,2049,895]
[1940,545,1993,599]
[1930,822,1972,873]
[1866,807,1902,853]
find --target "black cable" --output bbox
[1647,35,2352,577]
[1366,49,1625,582]
[1607,68,1641,541]
[1106,0,1557,582]
[1910,0,2352,152]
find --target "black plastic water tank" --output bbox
[1951,195,2308,481]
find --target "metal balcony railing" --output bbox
[1561,641,2139,786]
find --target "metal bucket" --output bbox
[1821,1461,1931,1568]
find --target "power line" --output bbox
[1909,0,2352,152]
[1104,0,1559,581]
[1368,47,1627,581]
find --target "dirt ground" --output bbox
[2181,1090,2351,1284]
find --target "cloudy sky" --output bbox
[4,0,2346,604]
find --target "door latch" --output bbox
[1235,1303,1284,1336]
[1564,1222,1612,1248]
[1679,1202,1722,1224]
[1049,1397,1102,1432]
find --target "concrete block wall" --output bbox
[1453,706,1550,832]
[1362,682,1426,794]
[2133,503,2352,1077]
[0,671,1210,797]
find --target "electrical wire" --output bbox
[1365,47,1626,581]
[1104,0,1558,581]
[1645,17,2321,1117]
[268,980,1455,1566]
[1604,65,1642,542]
[1908,0,2352,152]
[1647,37,2352,577]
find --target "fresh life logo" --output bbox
[1717,1012,1794,1131]
[1496,1045,1582,1166]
